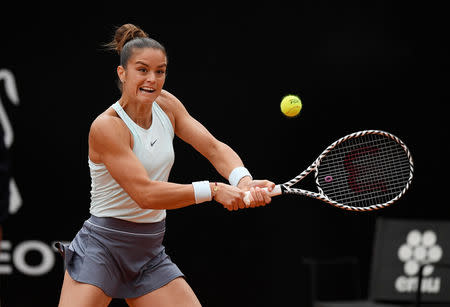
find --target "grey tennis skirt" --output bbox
[57,215,184,298]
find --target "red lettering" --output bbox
[344,146,386,193]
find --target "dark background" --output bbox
[0,1,448,306]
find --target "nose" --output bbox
[146,72,156,83]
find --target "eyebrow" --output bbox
[135,61,167,68]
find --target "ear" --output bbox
[117,66,126,83]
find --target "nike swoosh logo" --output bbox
[151,139,157,146]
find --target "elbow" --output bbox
[136,197,163,210]
[130,182,166,210]
[204,139,225,161]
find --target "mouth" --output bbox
[139,87,156,94]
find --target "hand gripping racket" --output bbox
[244,130,414,211]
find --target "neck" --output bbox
[119,97,153,129]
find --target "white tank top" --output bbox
[89,101,175,223]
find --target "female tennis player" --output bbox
[57,24,275,307]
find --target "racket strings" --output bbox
[316,134,412,207]
[317,148,410,180]
[319,153,410,188]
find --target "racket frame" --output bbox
[279,130,414,211]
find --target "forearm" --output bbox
[134,142,253,209]
[205,142,274,195]
[206,141,248,180]
[137,181,197,210]
[136,179,233,210]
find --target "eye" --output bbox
[138,67,147,73]
[157,69,166,75]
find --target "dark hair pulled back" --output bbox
[105,24,167,68]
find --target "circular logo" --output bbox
[397,229,443,276]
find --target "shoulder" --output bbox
[155,90,184,113]
[155,90,189,129]
[90,107,128,138]
[89,107,132,157]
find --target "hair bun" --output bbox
[107,24,149,54]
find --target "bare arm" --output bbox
[89,111,245,210]
[89,114,197,209]
[166,91,274,207]
[169,93,247,180]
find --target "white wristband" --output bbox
[228,167,252,187]
[192,181,212,204]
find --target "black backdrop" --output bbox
[0,1,448,306]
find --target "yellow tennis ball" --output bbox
[280,95,302,117]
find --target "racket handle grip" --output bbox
[243,185,282,206]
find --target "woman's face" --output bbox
[118,48,167,104]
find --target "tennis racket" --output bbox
[243,130,414,211]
